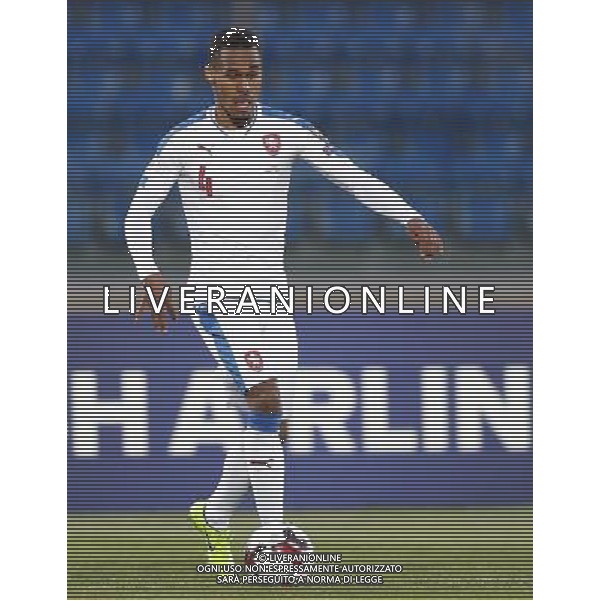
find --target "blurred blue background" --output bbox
[68,0,531,260]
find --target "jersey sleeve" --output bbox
[124,132,182,281]
[297,124,422,225]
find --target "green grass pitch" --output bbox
[68,508,531,599]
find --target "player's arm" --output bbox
[124,134,180,331]
[299,127,443,259]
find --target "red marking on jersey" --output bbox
[263,133,281,156]
[199,166,213,196]
[244,350,264,372]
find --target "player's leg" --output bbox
[203,374,250,533]
[188,441,246,564]
[188,313,251,563]
[191,306,299,530]
[240,314,299,527]
[243,377,286,526]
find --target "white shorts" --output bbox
[191,304,299,416]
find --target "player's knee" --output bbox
[246,377,281,413]
[245,378,283,434]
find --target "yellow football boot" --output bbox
[188,501,234,565]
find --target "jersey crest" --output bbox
[262,133,281,156]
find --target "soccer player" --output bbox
[125,28,443,563]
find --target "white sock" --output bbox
[243,428,285,526]
[205,445,250,530]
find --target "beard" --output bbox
[225,102,255,129]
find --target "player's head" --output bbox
[204,28,262,127]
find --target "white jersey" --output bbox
[125,104,421,292]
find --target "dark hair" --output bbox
[208,28,260,64]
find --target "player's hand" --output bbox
[406,217,444,261]
[136,273,177,333]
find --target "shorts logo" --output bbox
[244,350,264,372]
[263,133,281,156]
